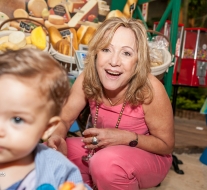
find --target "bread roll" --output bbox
[55,39,70,55]
[28,0,48,18]
[77,25,88,44]
[13,9,29,18]
[80,26,96,45]
[69,28,78,50]
[48,15,65,25]
[45,20,68,29]
[10,21,21,30]
[106,10,125,19]
[29,16,44,25]
[48,26,63,47]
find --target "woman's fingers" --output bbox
[47,135,68,156]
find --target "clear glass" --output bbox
[82,114,95,161]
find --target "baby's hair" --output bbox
[0,49,69,116]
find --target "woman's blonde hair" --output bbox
[83,17,153,106]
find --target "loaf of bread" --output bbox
[106,10,125,19]
[48,26,63,47]
[67,28,78,51]
[123,0,138,18]
[77,25,88,44]
[55,39,70,55]
[80,26,96,45]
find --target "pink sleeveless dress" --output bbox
[66,101,172,190]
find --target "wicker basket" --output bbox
[49,27,79,75]
[0,17,50,52]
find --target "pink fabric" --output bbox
[66,102,172,189]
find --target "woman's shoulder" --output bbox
[148,73,166,93]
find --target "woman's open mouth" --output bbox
[106,70,122,76]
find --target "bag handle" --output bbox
[147,29,172,55]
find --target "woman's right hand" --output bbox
[47,135,68,156]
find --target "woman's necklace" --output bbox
[107,97,122,106]
[93,99,127,128]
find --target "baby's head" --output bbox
[0,48,69,116]
[0,49,69,163]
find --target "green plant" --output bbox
[172,86,207,111]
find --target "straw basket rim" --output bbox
[0,30,50,53]
[0,17,50,52]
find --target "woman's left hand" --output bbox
[82,128,129,149]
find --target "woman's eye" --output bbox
[123,52,131,56]
[11,117,24,124]
[102,48,110,52]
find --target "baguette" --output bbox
[122,0,138,18]
[80,26,96,45]
[48,26,63,47]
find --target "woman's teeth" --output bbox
[107,70,121,76]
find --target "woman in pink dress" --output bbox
[47,17,174,190]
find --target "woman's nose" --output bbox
[110,52,121,66]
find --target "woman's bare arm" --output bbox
[52,73,88,138]
[139,74,174,154]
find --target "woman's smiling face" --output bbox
[96,26,138,94]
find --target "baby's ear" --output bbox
[41,116,61,141]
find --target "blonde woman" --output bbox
[48,17,174,190]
